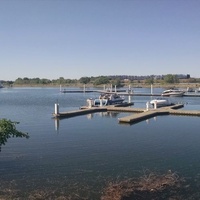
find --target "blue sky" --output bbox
[1,0,200,81]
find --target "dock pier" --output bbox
[53,102,200,124]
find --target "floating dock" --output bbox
[60,90,200,97]
[53,107,107,118]
[53,102,200,125]
[117,104,200,124]
[59,84,200,97]
[117,110,169,124]
[60,89,127,93]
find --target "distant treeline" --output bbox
[1,74,200,87]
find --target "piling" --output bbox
[55,103,59,115]
[146,101,150,111]
[154,101,157,109]
[83,84,86,92]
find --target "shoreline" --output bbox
[4,82,200,89]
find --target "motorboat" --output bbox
[195,88,200,93]
[87,93,125,107]
[186,87,195,92]
[96,93,125,105]
[161,89,185,97]
[150,98,173,108]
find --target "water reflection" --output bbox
[54,118,60,131]
[54,112,120,130]
[87,112,120,119]
[98,111,120,118]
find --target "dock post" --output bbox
[87,98,93,108]
[146,101,149,111]
[128,95,131,103]
[128,85,132,94]
[83,84,86,92]
[55,103,59,115]
[100,99,103,107]
[154,101,157,109]
[151,84,153,95]
[115,85,116,93]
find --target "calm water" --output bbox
[0,87,200,199]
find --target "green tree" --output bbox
[39,78,51,84]
[0,119,29,152]
[79,77,91,84]
[58,77,65,84]
[23,77,30,84]
[111,78,123,87]
[15,78,23,84]
[164,74,179,84]
[145,77,154,85]
[94,76,110,85]
[30,78,40,84]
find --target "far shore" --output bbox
[5,82,200,89]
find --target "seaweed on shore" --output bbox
[0,170,200,199]
[101,170,195,200]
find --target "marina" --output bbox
[1,87,200,199]
[59,85,200,97]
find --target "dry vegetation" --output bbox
[101,170,198,200]
[0,170,200,200]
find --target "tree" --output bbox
[145,77,154,85]
[15,78,23,84]
[94,76,110,85]
[111,78,123,87]
[164,74,179,84]
[58,77,65,84]
[79,77,91,84]
[0,119,29,152]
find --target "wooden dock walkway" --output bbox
[118,104,200,124]
[53,107,107,118]
[117,110,169,124]
[169,109,200,116]
[53,102,200,124]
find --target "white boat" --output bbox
[96,93,125,105]
[161,89,185,97]
[150,98,172,108]
[186,87,195,92]
[87,93,125,107]
[195,88,200,93]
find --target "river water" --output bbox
[0,87,200,199]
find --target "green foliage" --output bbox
[93,76,110,85]
[12,74,196,86]
[0,119,29,151]
[15,78,24,84]
[58,77,65,84]
[145,77,154,85]
[164,74,179,84]
[14,77,79,85]
[79,77,91,84]
[111,78,123,87]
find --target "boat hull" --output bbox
[161,89,185,97]
[150,98,172,107]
